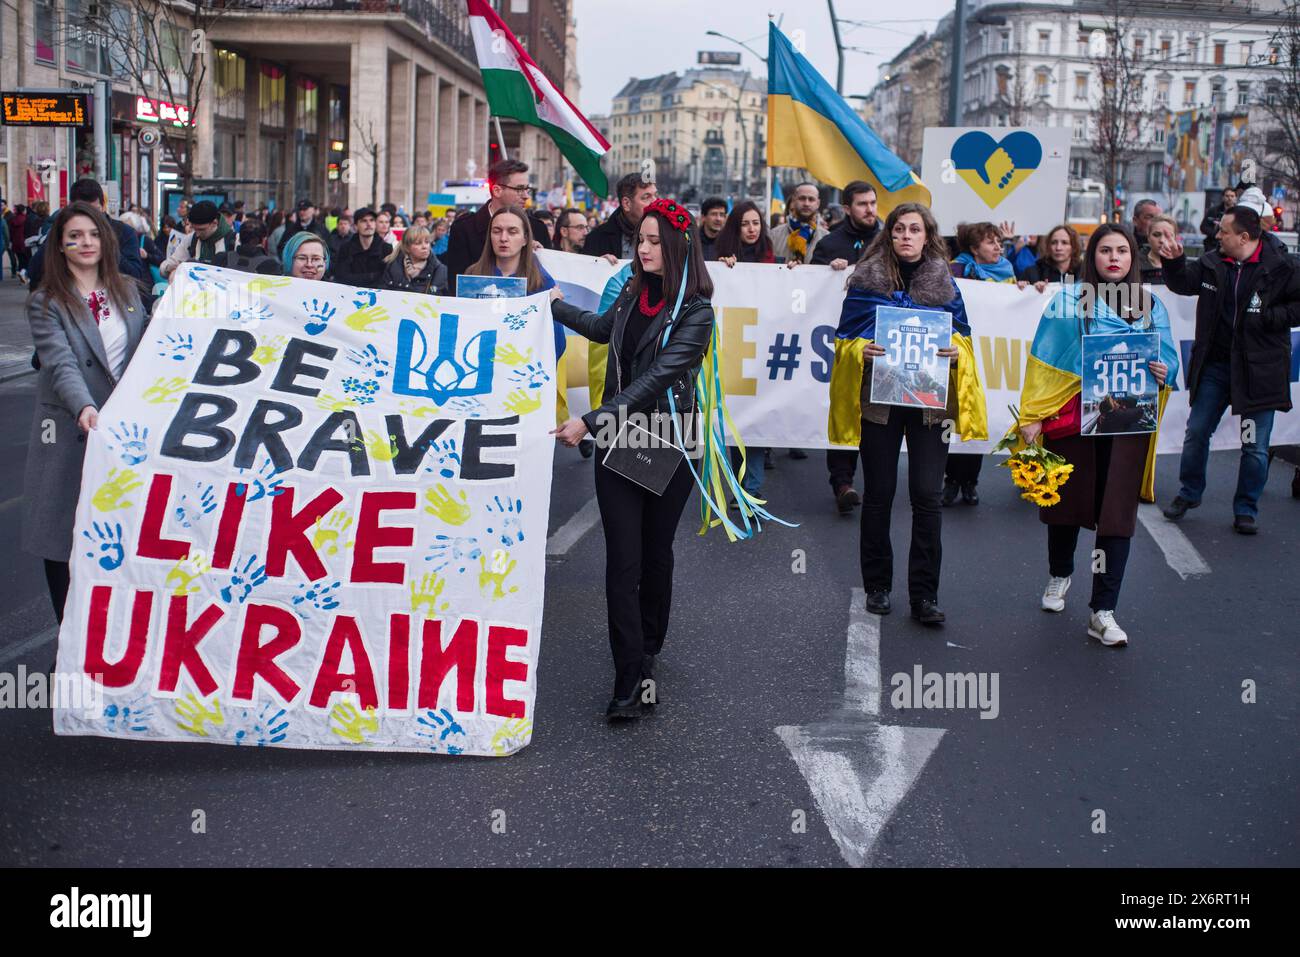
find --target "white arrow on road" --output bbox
[776,588,946,867]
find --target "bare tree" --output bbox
[352,118,385,210]
[1246,2,1300,201]
[84,0,225,198]
[996,50,1042,127]
[1088,0,1153,217]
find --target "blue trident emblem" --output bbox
[392,314,496,404]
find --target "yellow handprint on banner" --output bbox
[248,276,291,295]
[398,400,441,419]
[143,376,189,404]
[503,389,542,416]
[182,290,217,319]
[491,718,534,755]
[355,430,398,462]
[310,510,354,556]
[315,393,357,413]
[494,342,534,366]
[251,335,288,365]
[165,550,212,596]
[344,304,390,332]
[478,550,519,600]
[330,702,379,743]
[92,468,143,512]
[410,572,451,618]
[423,485,471,526]
[174,694,224,736]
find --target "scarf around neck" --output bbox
[954,252,1015,282]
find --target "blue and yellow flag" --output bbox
[771,177,785,217]
[767,23,930,215]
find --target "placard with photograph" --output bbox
[456,274,528,299]
[869,306,953,410]
[1081,332,1160,435]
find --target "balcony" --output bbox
[213,0,474,61]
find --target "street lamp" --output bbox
[704,29,767,63]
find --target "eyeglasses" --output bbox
[565,222,591,232]
[293,255,327,267]
[499,183,534,196]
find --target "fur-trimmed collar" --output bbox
[846,253,955,306]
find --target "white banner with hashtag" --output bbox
[541,250,1300,455]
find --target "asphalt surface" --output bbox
[0,346,1296,864]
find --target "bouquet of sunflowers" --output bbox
[993,405,1074,507]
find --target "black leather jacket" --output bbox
[552,283,714,437]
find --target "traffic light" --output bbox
[1274,206,1284,230]
[489,139,501,166]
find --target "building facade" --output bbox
[1,0,496,220]
[868,0,1295,227]
[607,67,765,201]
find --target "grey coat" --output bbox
[23,287,146,561]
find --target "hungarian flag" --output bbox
[466,0,610,197]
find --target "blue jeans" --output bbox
[1178,360,1275,518]
[732,446,766,495]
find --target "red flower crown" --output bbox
[645,198,693,234]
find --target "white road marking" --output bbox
[844,587,880,716]
[777,588,946,867]
[545,498,602,557]
[1137,505,1211,579]
[0,625,58,667]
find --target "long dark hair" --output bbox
[626,207,714,309]
[39,201,134,320]
[465,205,546,293]
[1037,224,1082,274]
[1079,222,1151,327]
[715,201,773,261]
[858,202,950,291]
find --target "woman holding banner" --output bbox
[282,231,331,281]
[22,202,147,625]
[1015,224,1180,647]
[828,203,987,624]
[548,199,715,719]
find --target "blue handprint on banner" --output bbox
[508,361,551,389]
[346,343,391,378]
[501,303,538,332]
[233,702,289,747]
[302,298,337,335]
[157,333,194,360]
[392,314,496,405]
[221,554,269,604]
[234,458,287,501]
[414,708,467,754]
[103,695,154,733]
[425,535,481,574]
[175,483,217,528]
[106,421,149,466]
[228,303,274,326]
[187,265,231,292]
[292,579,342,619]
[425,437,461,478]
[485,496,525,548]
[81,521,126,570]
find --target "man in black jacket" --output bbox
[330,207,391,287]
[213,219,282,275]
[27,178,147,291]
[585,172,657,264]
[810,181,881,514]
[282,199,330,244]
[1199,187,1237,255]
[698,197,727,261]
[811,181,879,268]
[441,159,551,282]
[1157,205,1300,534]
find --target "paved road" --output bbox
[0,364,1296,865]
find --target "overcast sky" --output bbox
[571,0,957,116]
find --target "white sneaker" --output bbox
[1088,610,1128,647]
[1041,576,1071,612]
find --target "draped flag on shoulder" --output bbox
[766,22,930,215]
[467,0,610,196]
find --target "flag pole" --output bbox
[766,165,774,221]
[493,116,509,161]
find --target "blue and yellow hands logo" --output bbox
[950,131,1043,209]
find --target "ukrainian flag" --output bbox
[767,22,930,215]
[771,177,785,217]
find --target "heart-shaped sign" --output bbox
[950,131,1043,209]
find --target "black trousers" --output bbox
[827,448,858,490]
[1047,526,1131,612]
[593,455,695,699]
[44,559,70,624]
[944,451,983,485]
[1045,435,1131,611]
[859,409,949,603]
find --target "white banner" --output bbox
[54,264,556,756]
[541,250,1300,455]
[920,127,1072,235]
